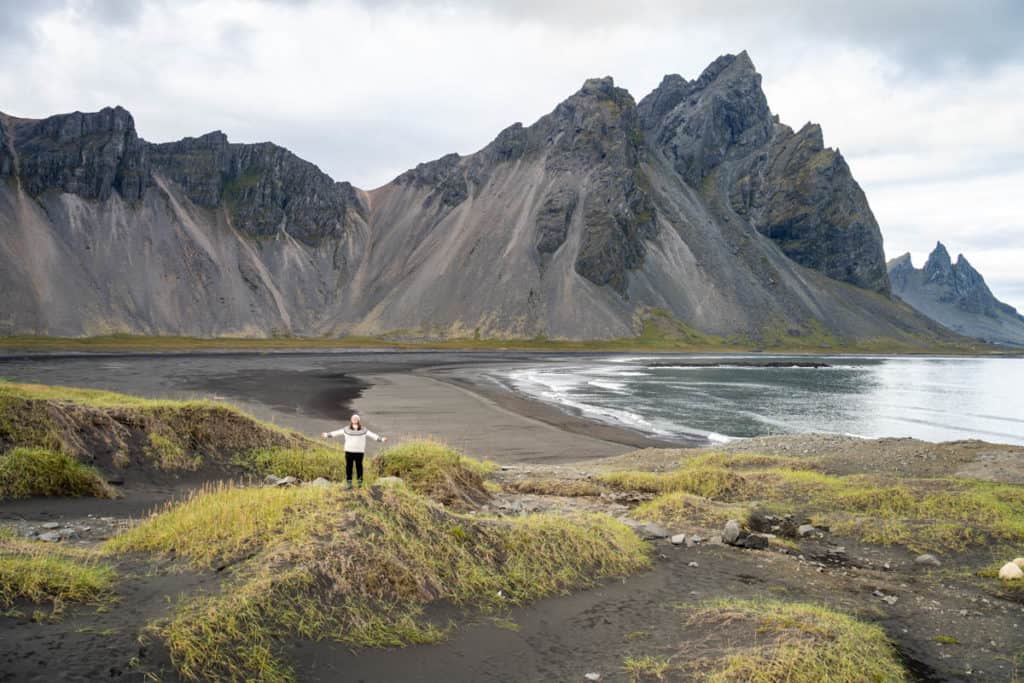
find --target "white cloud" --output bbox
[1,0,1022,308]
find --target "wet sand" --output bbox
[0,351,681,464]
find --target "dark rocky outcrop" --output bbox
[149,133,364,246]
[639,52,890,294]
[392,152,469,210]
[0,52,966,342]
[888,243,1024,346]
[4,106,151,201]
[540,77,656,292]
[534,185,578,255]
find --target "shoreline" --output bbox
[423,365,698,451]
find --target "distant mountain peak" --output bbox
[889,242,1024,346]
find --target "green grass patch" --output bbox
[238,446,348,481]
[687,599,905,682]
[0,540,115,614]
[605,453,1024,552]
[632,491,747,528]
[0,447,113,499]
[371,440,496,507]
[599,465,747,499]
[104,482,333,568]
[118,484,649,681]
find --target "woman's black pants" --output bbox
[345,451,364,481]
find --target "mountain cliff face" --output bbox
[888,244,1024,346]
[0,53,957,342]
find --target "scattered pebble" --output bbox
[688,562,699,568]
[670,533,686,545]
[584,674,601,682]
[915,553,942,568]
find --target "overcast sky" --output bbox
[2,0,1023,309]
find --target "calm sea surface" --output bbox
[491,355,1024,445]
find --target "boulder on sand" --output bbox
[723,520,743,545]
[914,553,942,568]
[998,562,1024,580]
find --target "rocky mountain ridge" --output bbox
[888,243,1024,346]
[0,52,960,343]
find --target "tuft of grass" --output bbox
[0,544,116,613]
[688,599,905,682]
[145,432,200,471]
[115,483,649,682]
[505,478,604,497]
[632,491,747,528]
[934,635,959,644]
[623,655,673,682]
[239,446,348,481]
[370,440,496,507]
[0,447,113,499]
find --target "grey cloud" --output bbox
[355,0,1024,76]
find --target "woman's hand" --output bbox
[382,436,388,443]
[321,432,330,439]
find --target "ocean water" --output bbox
[493,355,1024,445]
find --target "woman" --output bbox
[321,414,387,488]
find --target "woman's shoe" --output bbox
[345,480,353,490]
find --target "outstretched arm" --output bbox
[367,430,388,443]
[321,427,346,439]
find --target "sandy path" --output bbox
[353,373,630,463]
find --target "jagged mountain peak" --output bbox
[924,241,954,280]
[889,242,1024,346]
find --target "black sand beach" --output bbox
[3,351,1024,682]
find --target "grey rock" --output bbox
[670,533,687,545]
[584,674,601,682]
[797,524,817,538]
[914,553,942,568]
[275,476,299,487]
[263,475,282,486]
[373,476,404,488]
[41,522,61,530]
[309,477,331,488]
[722,519,743,545]
[38,528,77,542]
[688,561,699,568]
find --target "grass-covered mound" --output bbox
[680,599,906,682]
[0,380,315,482]
[601,452,1024,553]
[0,534,116,616]
[237,446,349,482]
[0,447,113,499]
[107,482,649,682]
[370,440,495,507]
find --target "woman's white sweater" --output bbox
[326,426,383,453]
